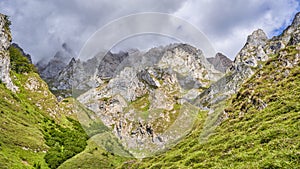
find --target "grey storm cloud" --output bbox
[0,0,185,62]
[0,0,299,62]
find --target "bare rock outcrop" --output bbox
[0,14,18,92]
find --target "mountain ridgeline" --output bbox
[0,11,299,168]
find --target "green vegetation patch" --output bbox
[43,117,88,169]
[130,94,150,112]
[9,46,37,74]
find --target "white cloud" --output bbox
[174,0,300,58]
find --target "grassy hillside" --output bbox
[1,15,299,169]
[118,45,300,168]
[0,44,130,169]
[0,44,88,168]
[58,139,128,169]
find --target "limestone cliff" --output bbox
[77,43,222,157]
[0,14,18,92]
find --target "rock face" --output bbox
[36,46,131,98]
[194,29,269,109]
[39,43,223,99]
[49,51,130,98]
[233,29,268,69]
[207,53,232,73]
[265,12,300,54]
[97,51,129,79]
[157,44,223,87]
[77,43,222,157]
[0,14,18,92]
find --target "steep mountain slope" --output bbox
[120,22,300,169]
[195,11,300,113]
[0,14,130,169]
[0,14,85,169]
[39,12,300,168]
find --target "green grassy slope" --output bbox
[0,45,89,168]
[58,139,128,169]
[118,45,300,168]
[0,81,48,169]
[57,99,131,169]
[2,15,299,169]
[0,44,131,169]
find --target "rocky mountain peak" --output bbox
[97,50,129,79]
[172,43,199,55]
[195,12,300,111]
[291,12,300,27]
[37,43,74,80]
[267,12,300,50]
[286,12,300,46]
[246,29,268,46]
[207,53,233,73]
[158,43,222,84]
[69,57,76,65]
[232,29,269,69]
[127,48,140,54]
[215,52,226,59]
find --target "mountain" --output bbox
[119,12,300,168]
[192,29,269,113]
[0,14,86,168]
[194,12,300,112]
[37,49,131,98]
[73,12,299,168]
[76,43,223,157]
[189,16,300,147]
[97,51,129,79]
[207,52,232,73]
[0,11,300,169]
[40,43,223,99]
[123,45,300,169]
[36,43,73,80]
[0,14,130,169]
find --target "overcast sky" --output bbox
[0,0,299,62]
